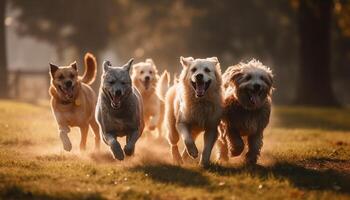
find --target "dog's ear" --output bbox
[145,58,154,65]
[207,57,219,66]
[123,58,134,74]
[103,60,112,72]
[70,61,78,71]
[223,66,242,88]
[49,63,59,77]
[180,56,194,68]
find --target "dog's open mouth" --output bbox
[108,92,122,109]
[58,85,74,99]
[191,80,211,97]
[142,80,151,90]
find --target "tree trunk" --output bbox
[295,0,339,106]
[0,0,8,98]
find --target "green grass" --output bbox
[0,100,349,200]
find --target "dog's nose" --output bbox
[145,76,150,81]
[253,84,261,91]
[114,90,122,97]
[195,74,203,81]
[65,81,72,87]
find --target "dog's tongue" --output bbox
[113,95,121,104]
[63,88,74,99]
[250,95,258,106]
[196,82,205,97]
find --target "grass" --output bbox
[0,100,349,200]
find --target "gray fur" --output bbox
[96,59,144,160]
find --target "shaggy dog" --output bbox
[217,59,273,164]
[49,53,100,152]
[159,56,223,167]
[132,59,169,138]
[96,59,144,160]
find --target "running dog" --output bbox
[132,59,169,138]
[217,59,273,164]
[96,59,144,160]
[159,56,223,167]
[49,53,100,152]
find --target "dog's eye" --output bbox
[245,75,252,81]
[140,71,144,74]
[70,74,75,79]
[58,75,64,80]
[191,68,197,73]
[149,71,153,74]
[121,81,126,85]
[204,68,210,73]
[109,80,115,84]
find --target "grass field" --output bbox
[0,100,350,200]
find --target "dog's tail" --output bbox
[81,52,97,85]
[156,70,170,101]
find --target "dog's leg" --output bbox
[200,128,218,167]
[89,119,101,151]
[59,126,72,152]
[227,128,244,157]
[168,125,182,165]
[124,129,141,156]
[176,122,198,159]
[79,125,89,151]
[245,131,263,165]
[181,132,199,162]
[102,133,124,160]
[216,137,229,162]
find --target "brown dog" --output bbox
[217,59,273,164]
[49,53,100,152]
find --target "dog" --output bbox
[96,59,144,160]
[159,56,223,167]
[132,59,169,138]
[49,53,100,152]
[216,59,273,164]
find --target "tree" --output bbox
[0,0,8,98]
[295,0,339,106]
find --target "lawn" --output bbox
[0,100,349,200]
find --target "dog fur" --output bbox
[132,59,169,138]
[96,59,144,160]
[159,56,223,167]
[217,59,273,164]
[49,53,100,152]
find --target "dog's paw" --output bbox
[123,145,135,156]
[199,159,211,169]
[60,133,72,152]
[184,140,198,159]
[244,152,258,165]
[110,142,124,161]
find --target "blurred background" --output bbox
[0,0,349,106]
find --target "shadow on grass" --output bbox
[131,163,209,187]
[208,159,350,194]
[0,184,105,200]
[272,107,350,131]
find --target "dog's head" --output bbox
[132,58,158,90]
[180,56,221,98]
[101,59,134,109]
[223,59,273,110]
[49,62,79,101]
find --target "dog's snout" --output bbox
[114,90,122,97]
[145,76,150,81]
[65,81,72,88]
[195,74,204,81]
[253,84,261,91]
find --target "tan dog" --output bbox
[159,56,223,167]
[49,53,100,152]
[132,59,169,138]
[217,59,273,164]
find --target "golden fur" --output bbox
[49,53,100,152]
[160,56,223,167]
[132,59,169,138]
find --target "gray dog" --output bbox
[96,59,144,160]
